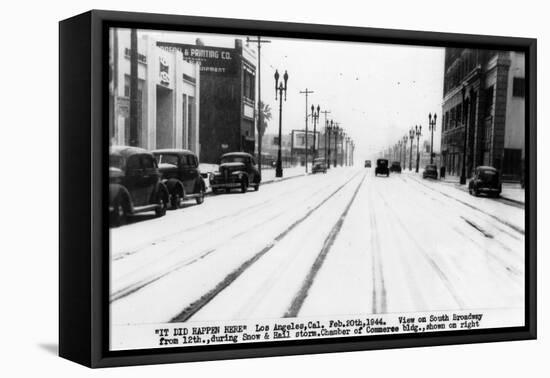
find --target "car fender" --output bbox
[163,178,185,197]
[109,184,132,212]
[152,182,169,203]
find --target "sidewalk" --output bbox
[436,174,524,205]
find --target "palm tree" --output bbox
[256,101,272,172]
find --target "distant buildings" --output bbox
[440,48,525,181]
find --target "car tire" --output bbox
[170,191,182,210]
[253,183,260,191]
[196,189,205,204]
[240,178,248,193]
[225,188,231,193]
[111,196,127,227]
[155,191,168,217]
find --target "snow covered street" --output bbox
[109,167,524,327]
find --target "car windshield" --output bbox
[480,170,497,180]
[377,160,388,166]
[155,154,179,166]
[392,162,400,166]
[426,165,437,171]
[109,155,124,169]
[221,155,247,164]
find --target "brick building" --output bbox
[440,48,525,181]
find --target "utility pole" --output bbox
[299,88,314,172]
[320,110,331,163]
[129,28,139,147]
[246,36,271,177]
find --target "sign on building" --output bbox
[156,42,237,74]
[291,130,319,150]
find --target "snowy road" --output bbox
[110,168,524,326]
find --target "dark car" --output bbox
[109,146,169,227]
[211,152,261,193]
[312,158,327,174]
[375,159,390,176]
[364,160,372,168]
[152,149,206,209]
[422,164,438,179]
[390,161,402,173]
[468,166,502,197]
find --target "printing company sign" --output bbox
[157,42,237,74]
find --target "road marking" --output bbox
[461,216,494,238]
[284,173,366,318]
[170,172,362,323]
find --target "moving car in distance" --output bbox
[468,166,502,197]
[109,146,169,227]
[210,152,261,193]
[390,161,402,173]
[374,158,390,176]
[422,164,438,180]
[312,158,327,174]
[364,160,372,168]
[152,149,206,209]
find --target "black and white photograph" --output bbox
[107,25,528,352]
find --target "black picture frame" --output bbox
[59,9,537,368]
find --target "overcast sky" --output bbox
[148,29,445,162]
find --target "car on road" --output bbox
[468,166,502,197]
[152,149,206,209]
[422,164,438,180]
[375,159,390,176]
[390,161,402,173]
[312,158,327,174]
[109,146,169,227]
[211,152,261,193]
[364,160,372,168]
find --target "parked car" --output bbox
[210,152,261,193]
[109,146,169,227]
[422,164,438,179]
[364,160,372,168]
[375,159,390,176]
[312,158,327,174]
[468,166,502,197]
[152,149,206,209]
[390,161,402,173]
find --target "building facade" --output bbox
[109,29,201,154]
[440,48,525,180]
[157,39,258,164]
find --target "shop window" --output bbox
[243,70,255,101]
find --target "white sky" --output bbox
[146,30,445,162]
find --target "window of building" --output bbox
[188,96,196,150]
[123,75,144,146]
[484,86,494,117]
[243,70,255,101]
[513,77,525,97]
[456,104,462,126]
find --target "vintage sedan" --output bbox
[468,166,502,197]
[152,149,206,209]
[374,159,390,176]
[422,164,438,179]
[210,152,261,193]
[312,158,327,174]
[390,161,402,173]
[109,146,169,227]
[364,160,372,168]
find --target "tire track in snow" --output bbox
[110,174,357,303]
[403,175,524,235]
[284,173,366,318]
[112,181,314,261]
[169,172,362,323]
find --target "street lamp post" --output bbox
[402,135,407,168]
[311,105,320,159]
[415,125,422,173]
[334,125,340,168]
[409,128,414,171]
[274,69,288,178]
[327,120,333,168]
[429,113,437,164]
